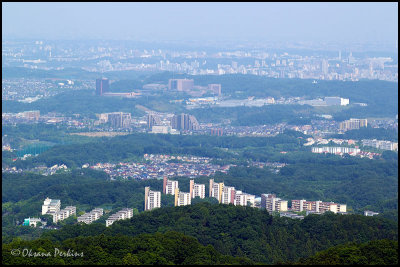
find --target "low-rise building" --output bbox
[106,208,133,227]
[77,208,104,224]
[53,206,76,223]
[364,210,379,216]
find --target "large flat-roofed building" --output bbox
[168,79,194,91]
[96,78,109,95]
[42,197,61,215]
[144,187,161,211]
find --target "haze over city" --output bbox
[2,2,398,50]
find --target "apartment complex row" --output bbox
[362,139,398,151]
[209,179,256,207]
[41,197,76,223]
[261,194,288,213]
[105,208,134,227]
[144,178,207,211]
[291,199,347,214]
[311,146,361,155]
[77,208,104,224]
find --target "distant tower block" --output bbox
[96,78,109,95]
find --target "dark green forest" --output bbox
[2,231,254,265]
[4,203,396,264]
[330,126,398,142]
[293,239,398,265]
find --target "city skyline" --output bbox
[2,2,398,48]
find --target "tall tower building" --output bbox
[147,114,161,129]
[168,79,194,91]
[171,113,199,131]
[164,179,179,195]
[190,179,205,199]
[210,181,224,203]
[174,188,191,206]
[144,187,161,211]
[96,78,109,96]
[221,186,236,204]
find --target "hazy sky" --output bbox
[2,2,398,44]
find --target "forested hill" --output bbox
[2,231,254,265]
[292,239,398,265]
[39,203,398,264]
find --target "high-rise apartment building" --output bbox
[171,113,199,131]
[235,191,255,207]
[107,112,131,128]
[96,78,109,96]
[189,180,205,199]
[168,79,194,91]
[174,188,191,206]
[147,114,162,129]
[209,179,224,203]
[339,118,368,131]
[208,84,222,96]
[261,194,287,212]
[221,186,236,204]
[144,187,161,211]
[163,177,179,195]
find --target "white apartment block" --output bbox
[312,146,360,155]
[53,206,76,223]
[145,186,161,211]
[362,139,398,151]
[234,191,255,207]
[291,199,346,214]
[105,208,133,227]
[174,188,191,206]
[267,198,288,212]
[364,210,379,216]
[221,186,236,204]
[77,208,104,224]
[210,180,224,203]
[189,180,205,199]
[42,197,61,215]
[165,180,179,195]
